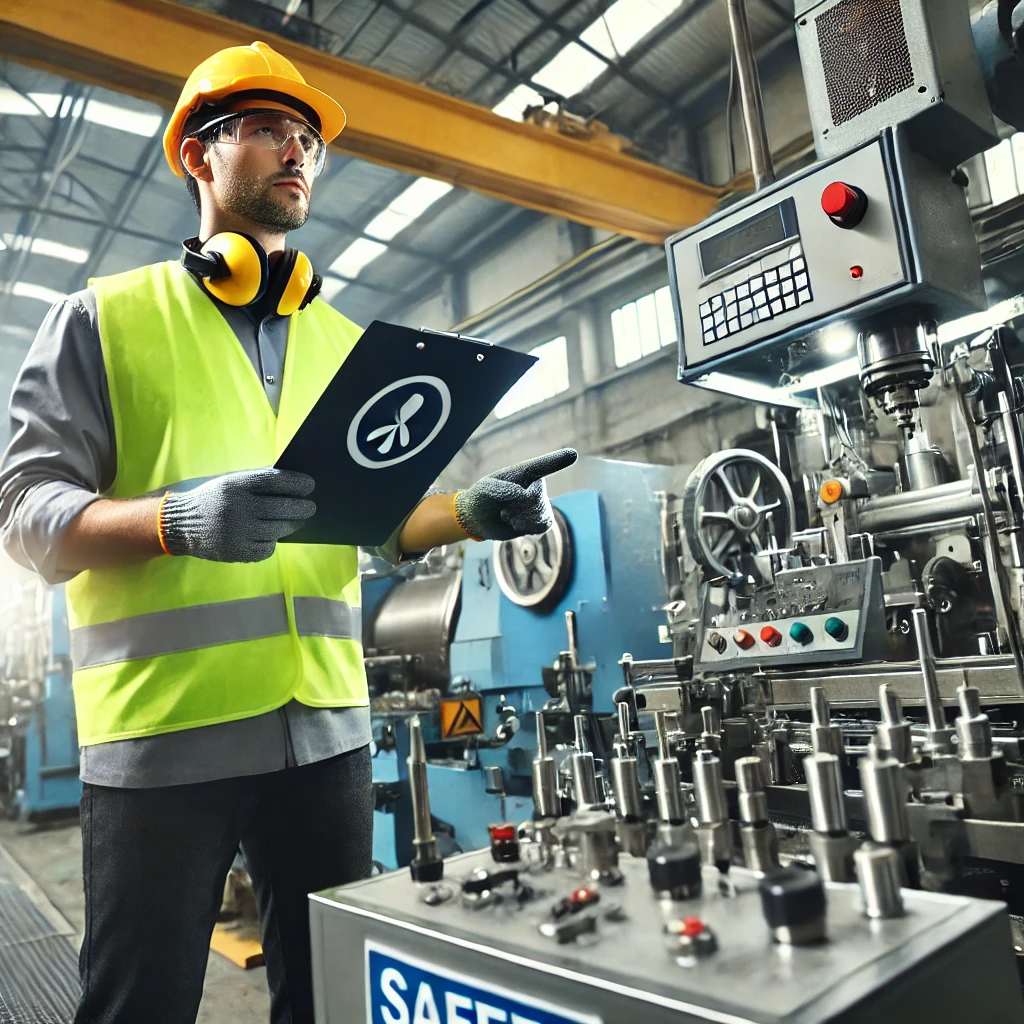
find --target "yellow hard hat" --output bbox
[163,40,346,177]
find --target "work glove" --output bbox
[454,448,578,542]
[159,468,316,563]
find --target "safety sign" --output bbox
[440,696,484,739]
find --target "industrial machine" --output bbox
[312,1,1024,1018]
[0,577,80,821]
[363,458,677,867]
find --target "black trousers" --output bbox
[73,745,373,1024]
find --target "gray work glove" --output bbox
[159,468,316,562]
[455,448,578,541]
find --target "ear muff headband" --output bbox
[181,233,319,313]
[200,232,268,306]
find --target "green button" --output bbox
[789,621,813,646]
[824,616,849,642]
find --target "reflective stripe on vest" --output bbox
[70,596,362,670]
[68,262,369,746]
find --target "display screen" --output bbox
[699,198,798,278]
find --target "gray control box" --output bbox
[310,851,1023,1023]
[665,128,984,393]
[693,557,890,674]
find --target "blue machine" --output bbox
[365,458,675,869]
[0,582,81,820]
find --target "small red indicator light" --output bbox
[850,266,864,279]
[681,917,705,937]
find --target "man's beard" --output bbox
[219,172,309,231]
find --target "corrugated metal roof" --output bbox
[0,0,800,416]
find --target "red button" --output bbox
[681,917,704,937]
[733,629,755,650]
[488,823,516,842]
[760,625,783,647]
[822,181,859,218]
[850,265,864,279]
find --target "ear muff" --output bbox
[199,232,268,306]
[276,249,314,316]
[181,235,320,313]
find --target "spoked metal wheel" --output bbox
[492,507,573,611]
[681,449,795,582]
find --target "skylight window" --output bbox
[2,235,89,263]
[532,43,606,99]
[494,337,570,419]
[364,178,453,241]
[328,238,388,279]
[83,99,162,138]
[0,88,160,136]
[492,84,545,122]
[581,0,684,58]
[319,277,347,302]
[10,282,67,305]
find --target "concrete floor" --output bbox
[0,816,270,1024]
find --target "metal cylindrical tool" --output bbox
[876,684,913,764]
[532,712,560,820]
[654,757,686,826]
[804,753,858,883]
[654,710,672,761]
[570,713,601,811]
[700,705,721,754]
[574,714,589,753]
[855,846,904,919]
[692,749,731,870]
[810,687,843,758]
[610,754,647,856]
[615,699,632,757]
[911,608,955,755]
[956,684,993,760]
[407,716,443,883]
[859,750,909,845]
[736,756,779,873]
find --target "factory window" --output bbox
[494,336,570,419]
[983,133,1024,205]
[611,286,677,367]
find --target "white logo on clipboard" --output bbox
[347,375,452,470]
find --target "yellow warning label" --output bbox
[440,696,484,739]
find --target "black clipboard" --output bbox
[275,320,537,546]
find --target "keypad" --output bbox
[698,256,812,345]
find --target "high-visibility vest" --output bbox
[66,261,368,746]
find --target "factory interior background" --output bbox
[6,0,1024,1021]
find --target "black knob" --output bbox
[758,868,825,929]
[647,842,701,899]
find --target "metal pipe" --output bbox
[856,480,982,533]
[956,684,993,760]
[654,709,671,761]
[574,713,589,754]
[725,0,775,189]
[855,846,904,919]
[805,753,847,834]
[810,686,843,757]
[532,712,560,819]
[860,751,910,845]
[610,756,644,821]
[876,684,913,764]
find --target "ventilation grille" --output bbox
[0,863,80,1022]
[816,0,915,128]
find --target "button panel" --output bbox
[698,254,814,346]
[701,611,860,663]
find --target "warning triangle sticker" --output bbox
[441,696,484,738]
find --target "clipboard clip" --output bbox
[418,327,494,347]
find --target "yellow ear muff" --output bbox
[277,250,314,316]
[200,232,267,306]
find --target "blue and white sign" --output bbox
[366,942,602,1024]
[347,375,452,470]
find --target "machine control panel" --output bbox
[693,557,885,673]
[665,130,985,387]
[310,849,1023,1024]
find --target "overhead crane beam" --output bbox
[0,0,721,244]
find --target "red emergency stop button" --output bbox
[681,917,705,937]
[821,181,867,228]
[760,625,783,648]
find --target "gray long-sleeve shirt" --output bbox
[0,270,404,788]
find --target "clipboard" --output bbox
[275,320,537,546]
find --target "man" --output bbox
[0,41,576,1024]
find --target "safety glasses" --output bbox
[201,109,327,177]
